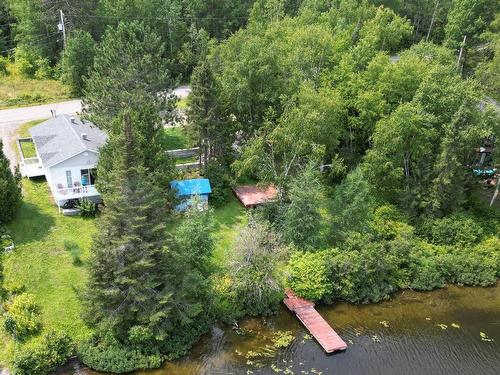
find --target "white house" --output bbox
[19,115,107,210]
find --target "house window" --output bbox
[80,168,97,186]
[65,170,72,188]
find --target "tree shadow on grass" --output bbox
[7,178,56,244]
[7,201,55,244]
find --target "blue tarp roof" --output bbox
[170,178,212,197]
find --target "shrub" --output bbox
[15,48,37,77]
[408,242,446,291]
[0,141,22,224]
[209,274,244,323]
[202,161,232,206]
[418,214,483,246]
[77,198,98,217]
[78,333,162,373]
[33,58,54,80]
[287,250,332,301]
[443,246,498,286]
[64,240,82,266]
[4,293,42,340]
[0,56,8,75]
[11,330,74,375]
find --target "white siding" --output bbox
[46,151,98,192]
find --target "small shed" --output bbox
[170,178,212,211]
[233,185,278,208]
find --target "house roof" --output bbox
[170,178,212,197]
[29,115,107,168]
[233,185,278,208]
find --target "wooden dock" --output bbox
[284,289,347,353]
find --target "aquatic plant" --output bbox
[272,331,294,348]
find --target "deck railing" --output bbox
[55,184,99,199]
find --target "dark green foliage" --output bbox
[83,115,175,355]
[61,30,96,95]
[11,330,74,375]
[284,164,324,250]
[329,167,378,242]
[188,59,234,165]
[85,22,175,193]
[83,21,175,126]
[202,161,233,206]
[78,332,162,373]
[4,293,42,340]
[0,140,22,224]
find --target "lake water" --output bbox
[62,284,500,375]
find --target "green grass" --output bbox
[0,179,96,365]
[164,127,190,150]
[0,64,72,109]
[211,196,248,269]
[19,141,36,158]
[0,179,246,365]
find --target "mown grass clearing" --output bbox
[1,179,96,365]
[164,126,190,150]
[0,179,246,365]
[0,64,71,109]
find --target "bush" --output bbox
[0,56,8,75]
[33,58,54,80]
[4,293,42,341]
[0,140,22,224]
[209,274,244,323]
[443,246,498,286]
[64,240,82,266]
[77,198,98,217]
[78,333,162,373]
[202,161,232,206]
[11,330,74,375]
[418,214,483,246]
[408,242,446,291]
[287,250,332,301]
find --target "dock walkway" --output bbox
[284,289,347,353]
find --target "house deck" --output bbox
[284,289,347,353]
[233,185,278,208]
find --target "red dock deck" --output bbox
[284,289,347,353]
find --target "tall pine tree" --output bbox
[84,21,176,192]
[83,113,174,344]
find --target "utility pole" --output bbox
[58,9,66,48]
[456,35,467,72]
[426,0,439,42]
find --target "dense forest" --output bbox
[0,0,499,374]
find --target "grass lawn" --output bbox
[0,179,96,365]
[211,196,248,269]
[0,179,246,366]
[0,64,72,109]
[19,140,36,158]
[164,127,190,150]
